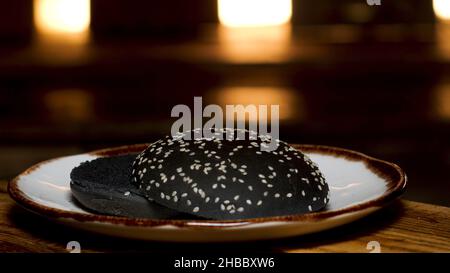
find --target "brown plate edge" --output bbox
[8,143,407,229]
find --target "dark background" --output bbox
[1,0,449,206]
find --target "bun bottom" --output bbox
[70,154,194,219]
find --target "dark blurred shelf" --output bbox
[0,24,449,70]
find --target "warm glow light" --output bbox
[433,0,450,21]
[218,24,291,63]
[34,0,90,34]
[206,86,302,121]
[44,89,93,122]
[434,84,450,120]
[218,0,292,27]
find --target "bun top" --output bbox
[131,129,329,220]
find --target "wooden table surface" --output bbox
[1,180,449,253]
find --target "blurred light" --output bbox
[434,84,450,120]
[218,24,291,63]
[206,86,302,122]
[218,0,292,27]
[217,0,292,63]
[344,3,375,23]
[433,0,450,21]
[34,0,90,34]
[44,89,93,122]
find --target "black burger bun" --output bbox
[70,154,187,219]
[132,129,330,220]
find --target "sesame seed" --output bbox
[286,193,293,198]
[193,207,199,212]
[257,200,263,206]
[217,175,226,181]
[246,199,252,205]
[124,191,130,196]
[274,193,280,198]
[308,205,312,211]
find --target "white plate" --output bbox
[9,144,406,242]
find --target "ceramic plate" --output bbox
[8,144,406,242]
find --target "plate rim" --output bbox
[8,144,407,229]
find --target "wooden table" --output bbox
[1,180,449,253]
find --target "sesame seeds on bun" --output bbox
[131,129,329,220]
